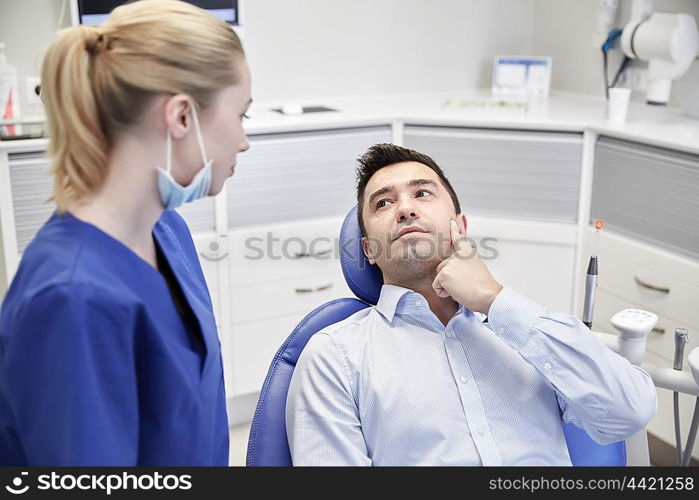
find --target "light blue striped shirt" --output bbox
[286,285,657,465]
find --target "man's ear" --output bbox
[361,236,376,265]
[457,212,468,236]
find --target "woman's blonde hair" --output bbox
[41,0,245,211]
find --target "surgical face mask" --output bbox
[157,103,212,210]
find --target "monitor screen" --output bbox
[77,0,239,26]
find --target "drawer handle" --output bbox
[294,248,332,259]
[651,327,665,335]
[295,283,334,294]
[634,276,670,294]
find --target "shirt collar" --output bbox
[375,284,475,324]
[375,284,413,323]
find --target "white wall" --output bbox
[243,0,535,101]
[2,0,697,111]
[531,0,699,104]
[0,0,67,117]
[0,0,535,112]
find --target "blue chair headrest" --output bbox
[340,205,384,305]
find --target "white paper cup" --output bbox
[607,87,631,123]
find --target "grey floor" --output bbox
[228,423,251,466]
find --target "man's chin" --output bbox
[394,239,435,258]
[382,254,439,283]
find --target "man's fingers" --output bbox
[434,285,450,299]
[432,275,451,298]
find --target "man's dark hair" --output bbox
[355,143,461,236]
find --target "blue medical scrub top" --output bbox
[0,210,229,465]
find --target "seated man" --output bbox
[286,143,656,466]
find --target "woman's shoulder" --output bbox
[5,214,137,313]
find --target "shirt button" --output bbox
[544,362,552,371]
[477,427,485,437]
[498,326,505,334]
[460,375,468,383]
[445,331,453,338]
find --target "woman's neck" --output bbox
[67,136,164,269]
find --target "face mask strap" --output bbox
[165,131,172,174]
[189,103,209,165]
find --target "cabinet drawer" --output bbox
[7,152,54,253]
[226,126,391,229]
[229,216,345,287]
[6,150,215,253]
[593,288,698,365]
[482,236,575,314]
[596,251,699,331]
[227,314,302,397]
[230,270,353,324]
[403,126,582,223]
[227,276,355,397]
[582,229,699,330]
[591,137,699,261]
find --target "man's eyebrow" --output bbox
[408,179,438,189]
[367,185,394,207]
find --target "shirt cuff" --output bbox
[486,286,547,350]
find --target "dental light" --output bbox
[620,12,698,105]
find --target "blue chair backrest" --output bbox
[246,205,625,466]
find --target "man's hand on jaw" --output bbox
[432,216,503,315]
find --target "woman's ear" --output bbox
[163,94,192,139]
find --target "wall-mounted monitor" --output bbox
[73,0,239,27]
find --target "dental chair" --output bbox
[246,205,626,466]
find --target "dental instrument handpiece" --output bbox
[582,256,598,329]
[673,328,689,464]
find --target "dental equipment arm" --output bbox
[673,328,688,464]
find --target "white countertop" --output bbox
[3,89,699,154]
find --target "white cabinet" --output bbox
[585,136,699,365]
[225,216,354,399]
[467,215,578,313]
[218,126,392,404]
[226,127,392,229]
[581,135,699,461]
[403,126,583,223]
[4,151,54,255]
[590,137,699,261]
[578,229,699,460]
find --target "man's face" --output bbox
[360,161,462,284]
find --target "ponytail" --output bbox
[42,25,110,211]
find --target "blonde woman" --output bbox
[0,0,250,465]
